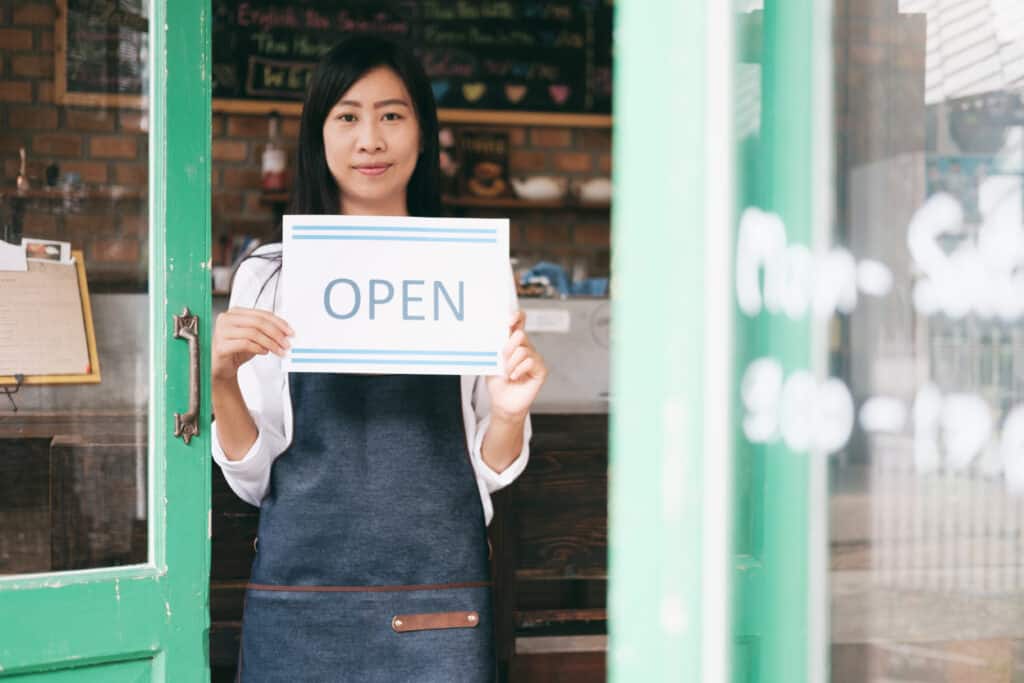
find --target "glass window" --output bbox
[830,1,1024,678]
[0,0,149,575]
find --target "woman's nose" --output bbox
[357,121,385,152]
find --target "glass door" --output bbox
[729,0,1024,680]
[827,0,1024,680]
[0,0,210,679]
[731,0,833,681]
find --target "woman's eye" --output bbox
[382,112,402,121]
[337,113,356,122]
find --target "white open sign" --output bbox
[281,214,511,375]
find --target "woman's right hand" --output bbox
[212,308,294,382]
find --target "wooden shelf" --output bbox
[211,100,611,128]
[444,195,610,211]
[514,568,608,581]
[515,608,607,630]
[0,187,145,201]
[0,411,146,439]
[260,192,289,205]
[259,192,609,211]
[515,635,608,654]
[445,195,564,209]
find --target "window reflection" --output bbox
[832,0,1024,679]
[0,2,149,576]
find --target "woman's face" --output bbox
[323,66,421,215]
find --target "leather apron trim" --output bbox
[392,611,480,633]
[247,581,491,593]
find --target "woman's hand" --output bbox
[486,311,547,420]
[211,308,294,382]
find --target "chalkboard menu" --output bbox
[57,0,613,126]
[56,0,148,108]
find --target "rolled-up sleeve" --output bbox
[465,263,531,495]
[210,251,290,508]
[468,375,532,493]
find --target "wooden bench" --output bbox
[491,413,608,683]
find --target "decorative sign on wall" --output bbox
[280,215,511,376]
[56,0,614,126]
[56,0,149,108]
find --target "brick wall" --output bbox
[213,115,612,278]
[0,1,147,288]
[0,0,612,290]
[833,0,927,231]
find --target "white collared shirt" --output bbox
[210,245,531,526]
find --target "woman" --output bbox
[211,36,546,681]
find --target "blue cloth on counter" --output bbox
[520,261,608,297]
[571,278,609,296]
[521,261,571,295]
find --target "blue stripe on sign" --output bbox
[291,358,496,367]
[292,235,496,243]
[292,225,497,234]
[291,348,497,358]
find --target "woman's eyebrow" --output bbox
[373,98,411,109]
[335,98,411,109]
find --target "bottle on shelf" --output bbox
[261,110,287,193]
[16,147,30,191]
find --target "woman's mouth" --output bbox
[354,164,391,176]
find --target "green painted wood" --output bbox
[157,0,213,679]
[6,656,155,682]
[608,0,830,679]
[608,0,715,679]
[0,0,211,679]
[731,0,830,681]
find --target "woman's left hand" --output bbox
[486,311,547,421]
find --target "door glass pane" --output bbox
[0,0,149,575]
[830,0,1024,679]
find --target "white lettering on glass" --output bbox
[908,189,1024,320]
[735,207,889,320]
[740,358,854,455]
[735,190,1024,494]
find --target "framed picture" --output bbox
[458,130,511,199]
[22,238,72,264]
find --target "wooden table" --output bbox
[0,411,148,575]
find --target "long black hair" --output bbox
[292,34,442,217]
[245,35,443,306]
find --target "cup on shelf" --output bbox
[572,177,612,204]
[511,176,569,201]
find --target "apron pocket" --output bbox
[392,610,480,633]
[241,584,495,682]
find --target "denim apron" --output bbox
[238,372,494,682]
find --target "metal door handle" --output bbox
[173,307,200,444]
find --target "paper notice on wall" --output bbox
[22,237,71,264]
[0,260,90,376]
[524,309,572,334]
[0,239,27,272]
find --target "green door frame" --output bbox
[733,1,833,681]
[608,0,735,679]
[609,0,832,681]
[0,1,211,679]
